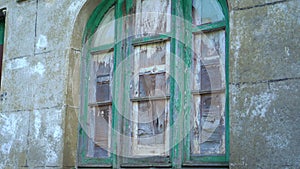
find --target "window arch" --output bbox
[79,0,229,168]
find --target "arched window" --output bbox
[79,0,229,168]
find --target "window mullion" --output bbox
[183,0,193,164]
[111,0,125,168]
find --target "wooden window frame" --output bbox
[0,9,5,89]
[78,1,116,167]
[78,0,229,168]
[180,0,229,166]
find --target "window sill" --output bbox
[121,163,171,168]
[182,162,229,168]
[78,164,112,168]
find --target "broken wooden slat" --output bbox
[139,73,166,97]
[191,93,225,155]
[131,40,170,157]
[135,0,171,37]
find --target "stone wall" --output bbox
[0,0,95,168]
[229,0,300,168]
[0,0,299,168]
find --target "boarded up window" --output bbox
[135,0,171,37]
[191,27,226,155]
[86,51,113,158]
[130,41,170,157]
[84,6,115,159]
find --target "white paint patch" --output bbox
[46,148,59,165]
[31,62,45,76]
[266,133,289,149]
[245,92,277,118]
[53,125,62,140]
[230,14,242,83]
[7,57,29,70]
[1,142,12,155]
[285,47,290,56]
[34,111,42,139]
[0,114,17,137]
[36,35,48,49]
[68,1,83,13]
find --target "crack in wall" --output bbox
[1,104,65,114]
[34,0,38,54]
[230,77,300,87]
[233,0,291,11]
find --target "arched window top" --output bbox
[192,0,225,25]
[83,0,115,43]
[91,6,115,47]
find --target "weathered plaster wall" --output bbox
[229,0,300,168]
[0,0,93,168]
[0,0,299,168]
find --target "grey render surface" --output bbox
[0,0,299,168]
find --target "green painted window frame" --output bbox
[180,0,230,166]
[78,0,229,167]
[0,18,4,45]
[78,1,116,167]
[0,9,5,89]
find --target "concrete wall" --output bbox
[0,0,99,168]
[229,0,300,168]
[0,0,299,168]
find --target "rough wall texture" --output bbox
[0,0,299,168]
[229,0,300,168]
[0,0,89,168]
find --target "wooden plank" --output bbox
[132,34,170,46]
[89,101,112,107]
[133,46,140,97]
[85,105,112,158]
[138,65,166,75]
[96,82,110,102]
[94,106,110,140]
[201,65,222,91]
[135,0,171,37]
[133,144,167,156]
[130,95,170,102]
[94,52,114,77]
[190,93,225,155]
[87,106,96,157]
[138,73,166,97]
[136,100,166,143]
[191,88,225,95]
[138,42,166,68]
[193,30,225,91]
[200,31,225,64]
[132,98,169,156]
[191,96,201,154]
